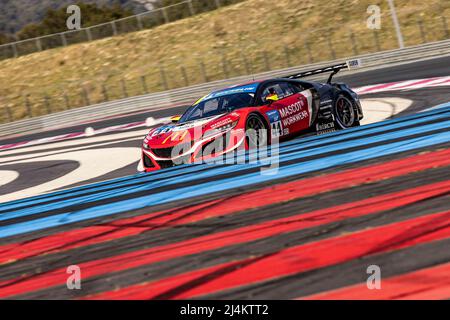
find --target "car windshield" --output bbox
[179,92,254,123]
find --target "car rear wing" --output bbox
[282,59,362,84]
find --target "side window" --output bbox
[260,82,296,104]
[293,82,312,91]
[279,82,295,96]
[203,98,220,116]
[189,107,202,120]
[262,84,282,101]
[264,82,305,103]
[201,98,220,117]
[285,82,304,93]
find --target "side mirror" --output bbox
[170,115,181,123]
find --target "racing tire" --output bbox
[333,94,360,129]
[245,114,268,149]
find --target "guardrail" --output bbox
[1,38,450,139]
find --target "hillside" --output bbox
[0,0,449,123]
[0,0,147,34]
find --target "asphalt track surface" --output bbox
[1,55,450,145]
[1,57,450,198]
[0,57,449,300]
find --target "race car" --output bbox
[139,61,364,172]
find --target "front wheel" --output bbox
[333,95,360,129]
[245,114,268,149]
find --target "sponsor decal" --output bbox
[211,117,233,129]
[201,83,258,102]
[271,121,282,138]
[282,110,308,127]
[279,100,305,118]
[151,125,174,137]
[162,130,188,144]
[320,99,333,106]
[346,58,362,69]
[266,110,283,138]
[278,96,310,127]
[316,122,335,131]
[266,110,281,123]
[173,123,196,131]
[172,115,222,132]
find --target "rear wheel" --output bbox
[333,95,360,129]
[245,114,268,149]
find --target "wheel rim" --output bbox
[335,96,355,128]
[246,116,267,147]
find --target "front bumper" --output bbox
[140,129,246,172]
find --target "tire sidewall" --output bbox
[333,94,357,129]
[245,114,268,149]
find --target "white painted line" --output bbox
[354,75,450,94]
[0,170,19,188]
[0,116,173,152]
[360,98,412,125]
[0,129,149,160]
[0,147,141,203]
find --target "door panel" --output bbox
[259,82,313,138]
[273,93,310,134]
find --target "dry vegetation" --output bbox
[0,0,449,123]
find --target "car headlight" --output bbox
[143,142,150,150]
[204,120,238,138]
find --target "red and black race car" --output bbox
[139,61,364,172]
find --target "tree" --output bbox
[0,32,12,45]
